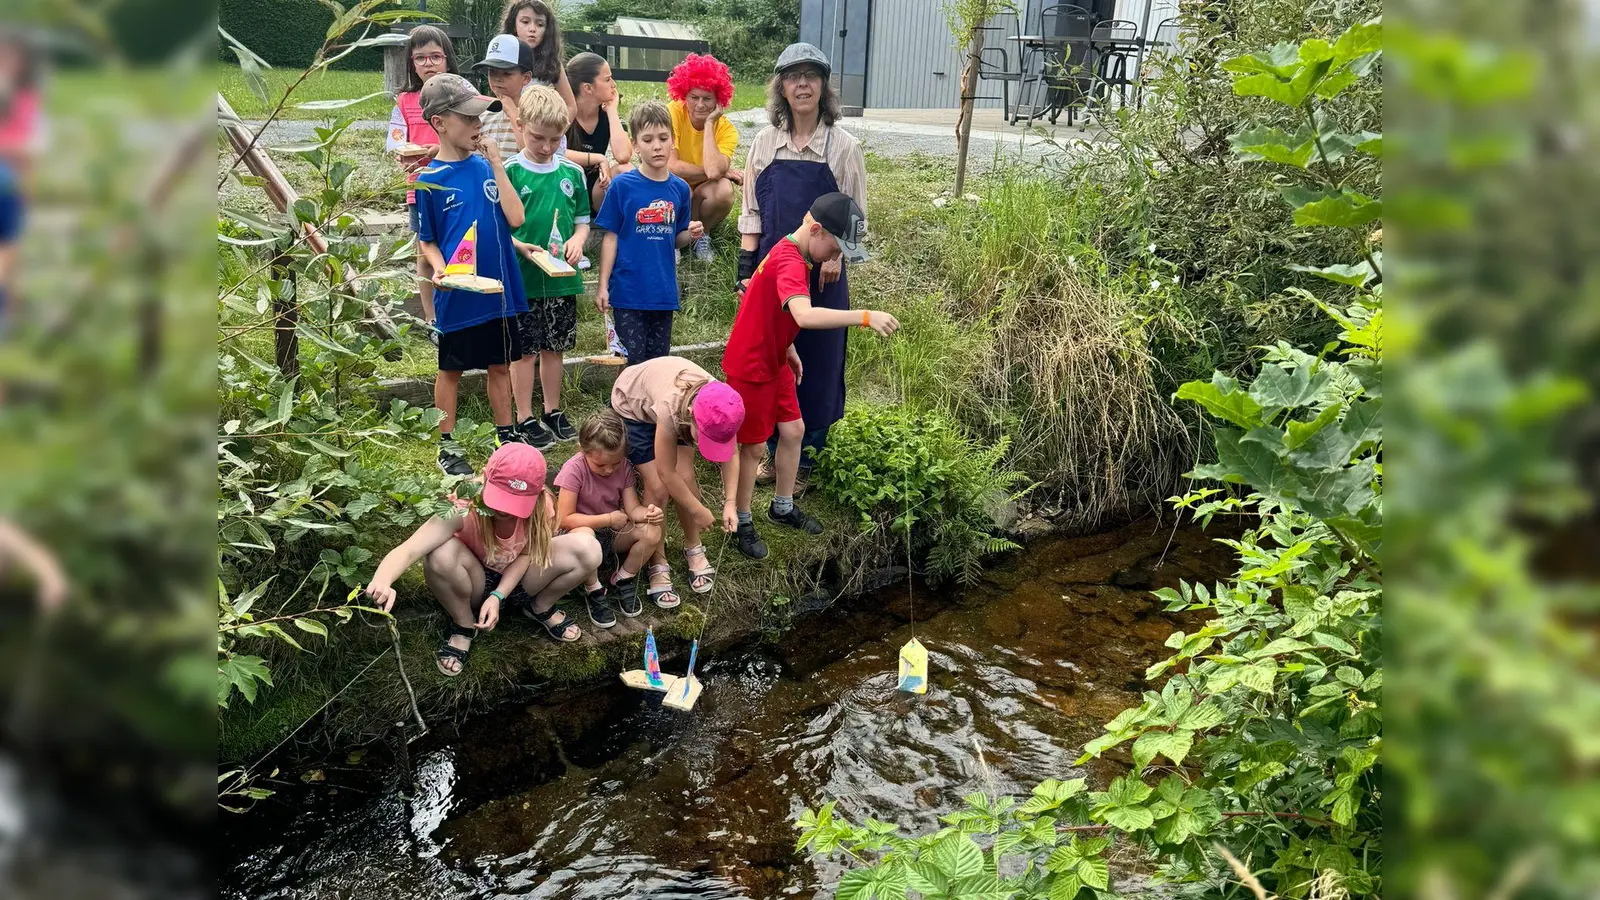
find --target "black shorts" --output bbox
[622,416,689,467]
[438,317,523,372]
[480,570,532,607]
[518,295,579,354]
[612,308,674,366]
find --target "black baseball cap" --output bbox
[809,192,868,263]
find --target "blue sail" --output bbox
[679,639,699,700]
[645,627,664,688]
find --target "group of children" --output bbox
[364,14,902,675]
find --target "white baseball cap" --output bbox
[474,34,534,72]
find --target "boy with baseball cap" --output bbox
[414,73,529,476]
[721,191,898,560]
[473,34,549,159]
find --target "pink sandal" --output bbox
[646,563,681,610]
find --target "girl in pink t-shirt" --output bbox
[555,410,666,624]
[385,25,458,340]
[364,443,601,676]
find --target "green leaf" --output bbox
[1299,459,1378,519]
[1230,127,1315,168]
[1251,637,1312,658]
[1175,378,1263,428]
[835,869,876,900]
[1222,42,1301,78]
[294,90,393,111]
[1250,363,1329,411]
[1133,730,1194,769]
[907,860,948,896]
[1077,856,1109,890]
[1336,665,1366,687]
[232,47,272,105]
[1288,189,1383,228]
[1199,428,1292,496]
[1237,659,1277,693]
[1045,845,1081,874]
[1176,702,1226,731]
[1074,836,1111,857]
[1313,631,1359,657]
[218,654,272,707]
[1050,873,1083,900]
[1099,805,1155,831]
[1105,776,1153,807]
[293,618,329,638]
[1341,398,1382,452]
[269,377,298,427]
[1332,18,1383,67]
[230,576,275,617]
[1286,262,1374,287]
[928,833,985,880]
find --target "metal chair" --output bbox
[974,9,1026,124]
[1133,16,1184,108]
[1020,4,1093,127]
[1091,18,1139,109]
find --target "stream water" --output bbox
[220,518,1237,899]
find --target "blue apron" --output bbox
[754,128,849,450]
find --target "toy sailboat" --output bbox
[529,210,579,278]
[662,638,703,711]
[898,637,928,694]
[438,222,504,294]
[619,626,681,693]
[586,311,629,366]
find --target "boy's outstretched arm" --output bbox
[365,515,465,610]
[787,293,900,336]
[0,519,67,611]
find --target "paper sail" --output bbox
[444,222,479,277]
[644,627,665,689]
[604,312,626,356]
[678,639,699,701]
[898,637,928,694]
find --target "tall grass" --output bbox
[852,162,1195,528]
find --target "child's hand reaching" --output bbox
[687,220,705,241]
[691,502,716,530]
[610,510,630,531]
[865,310,901,337]
[364,581,397,612]
[721,500,739,533]
[595,286,610,313]
[638,504,664,526]
[514,238,543,263]
[562,235,585,266]
[477,595,500,630]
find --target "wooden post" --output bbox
[272,254,301,378]
[217,93,404,357]
[954,24,986,197]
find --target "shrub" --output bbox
[813,404,1029,585]
[218,0,409,69]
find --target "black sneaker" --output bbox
[517,416,555,449]
[438,445,473,477]
[734,522,769,559]
[585,585,616,628]
[611,575,643,618]
[543,409,578,442]
[769,501,822,535]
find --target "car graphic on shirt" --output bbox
[636,199,675,226]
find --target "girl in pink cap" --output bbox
[364,443,603,676]
[609,355,745,602]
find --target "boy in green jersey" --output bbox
[505,84,591,446]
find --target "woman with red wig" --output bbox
[665,54,740,263]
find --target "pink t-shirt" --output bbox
[554,453,636,517]
[451,496,530,572]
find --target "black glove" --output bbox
[737,248,758,289]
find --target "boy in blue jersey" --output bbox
[593,100,703,366]
[414,73,529,476]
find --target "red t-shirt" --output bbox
[722,238,809,383]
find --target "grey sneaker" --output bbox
[693,234,714,263]
[517,416,555,449]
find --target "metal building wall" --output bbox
[864,0,1004,109]
[799,0,870,113]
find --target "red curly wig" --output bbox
[666,54,734,108]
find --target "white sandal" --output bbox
[684,545,715,595]
[646,563,681,609]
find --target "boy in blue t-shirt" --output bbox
[593,100,703,366]
[414,74,529,476]
[0,161,19,341]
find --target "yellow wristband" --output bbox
[861,310,871,329]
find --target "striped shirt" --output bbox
[738,120,867,235]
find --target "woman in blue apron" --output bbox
[737,42,869,480]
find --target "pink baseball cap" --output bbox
[481,443,547,518]
[692,382,745,463]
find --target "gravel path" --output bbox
[243,108,1110,173]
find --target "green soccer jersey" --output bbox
[504,153,592,299]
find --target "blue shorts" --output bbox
[407,202,420,234]
[621,416,689,468]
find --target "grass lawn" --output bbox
[217,64,767,121]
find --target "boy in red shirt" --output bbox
[721,192,899,559]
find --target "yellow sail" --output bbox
[443,222,478,277]
[897,637,928,694]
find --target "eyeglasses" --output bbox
[781,68,823,84]
[412,53,447,64]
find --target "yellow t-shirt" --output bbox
[668,100,739,169]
